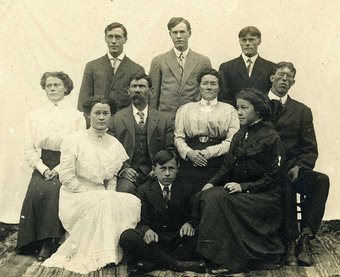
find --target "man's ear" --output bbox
[270,75,274,83]
[152,165,155,172]
[188,30,192,37]
[258,38,261,45]
[148,87,154,95]
[290,79,296,87]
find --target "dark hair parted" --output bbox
[40,72,73,95]
[236,88,272,121]
[238,26,261,39]
[167,17,191,32]
[272,61,297,78]
[197,68,223,89]
[129,73,153,88]
[153,149,180,167]
[104,22,127,37]
[82,95,117,116]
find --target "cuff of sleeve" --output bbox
[118,168,129,177]
[53,164,60,173]
[36,162,49,176]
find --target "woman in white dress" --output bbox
[16,72,86,261]
[42,95,141,274]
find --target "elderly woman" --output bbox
[197,88,285,273]
[174,69,239,194]
[42,96,141,274]
[16,72,86,261]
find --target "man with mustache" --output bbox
[113,74,174,194]
[268,61,329,267]
[149,17,211,120]
[219,26,274,107]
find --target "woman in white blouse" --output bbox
[16,72,86,261]
[42,96,141,274]
[175,69,240,194]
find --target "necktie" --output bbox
[178,53,184,76]
[111,58,118,74]
[271,99,283,123]
[206,101,210,106]
[137,111,145,126]
[163,186,170,207]
[247,58,252,77]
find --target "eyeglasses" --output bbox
[276,72,294,79]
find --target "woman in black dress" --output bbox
[197,88,285,273]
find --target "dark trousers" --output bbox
[120,228,199,268]
[116,169,154,195]
[281,170,329,242]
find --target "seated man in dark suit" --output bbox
[219,26,274,106]
[113,74,174,194]
[120,149,204,274]
[78,22,145,131]
[268,61,329,266]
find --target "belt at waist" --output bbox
[41,149,61,169]
[186,136,223,150]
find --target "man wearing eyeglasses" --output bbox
[218,26,275,107]
[268,61,329,267]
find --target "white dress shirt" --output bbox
[107,52,125,73]
[173,47,190,68]
[132,104,148,124]
[268,90,288,104]
[242,53,258,77]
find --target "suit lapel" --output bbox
[169,181,185,208]
[236,55,249,82]
[165,50,182,84]
[148,180,168,214]
[113,56,130,83]
[180,51,199,91]
[101,55,114,86]
[122,106,136,147]
[249,56,264,85]
[147,108,158,146]
[276,96,296,126]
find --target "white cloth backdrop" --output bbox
[1,0,339,223]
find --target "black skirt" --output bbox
[16,150,65,253]
[196,186,284,272]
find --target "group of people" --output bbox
[15,17,329,275]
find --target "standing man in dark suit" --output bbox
[149,17,211,120]
[268,62,329,266]
[219,26,274,106]
[78,22,145,113]
[113,74,174,194]
[120,150,204,274]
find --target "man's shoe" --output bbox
[135,261,156,274]
[285,240,298,266]
[174,261,206,273]
[37,239,58,262]
[297,235,314,266]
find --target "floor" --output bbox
[0,221,339,277]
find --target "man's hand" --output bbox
[180,223,195,237]
[223,182,242,194]
[187,150,208,167]
[202,183,214,191]
[44,169,59,180]
[143,229,158,244]
[288,166,300,183]
[121,168,139,183]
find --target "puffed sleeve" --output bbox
[59,134,88,193]
[174,105,192,160]
[24,113,48,175]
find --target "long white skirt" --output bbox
[42,187,141,274]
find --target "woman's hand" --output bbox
[202,183,214,191]
[223,182,242,194]
[44,169,59,180]
[187,150,208,167]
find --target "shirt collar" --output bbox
[107,51,125,61]
[132,104,148,118]
[173,47,189,58]
[200,98,218,106]
[268,90,288,104]
[158,181,172,192]
[49,98,67,107]
[242,53,258,65]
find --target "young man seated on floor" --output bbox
[119,149,205,274]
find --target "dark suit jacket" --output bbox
[219,55,274,106]
[149,49,211,118]
[113,105,174,167]
[78,54,145,111]
[136,179,195,235]
[272,96,318,171]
